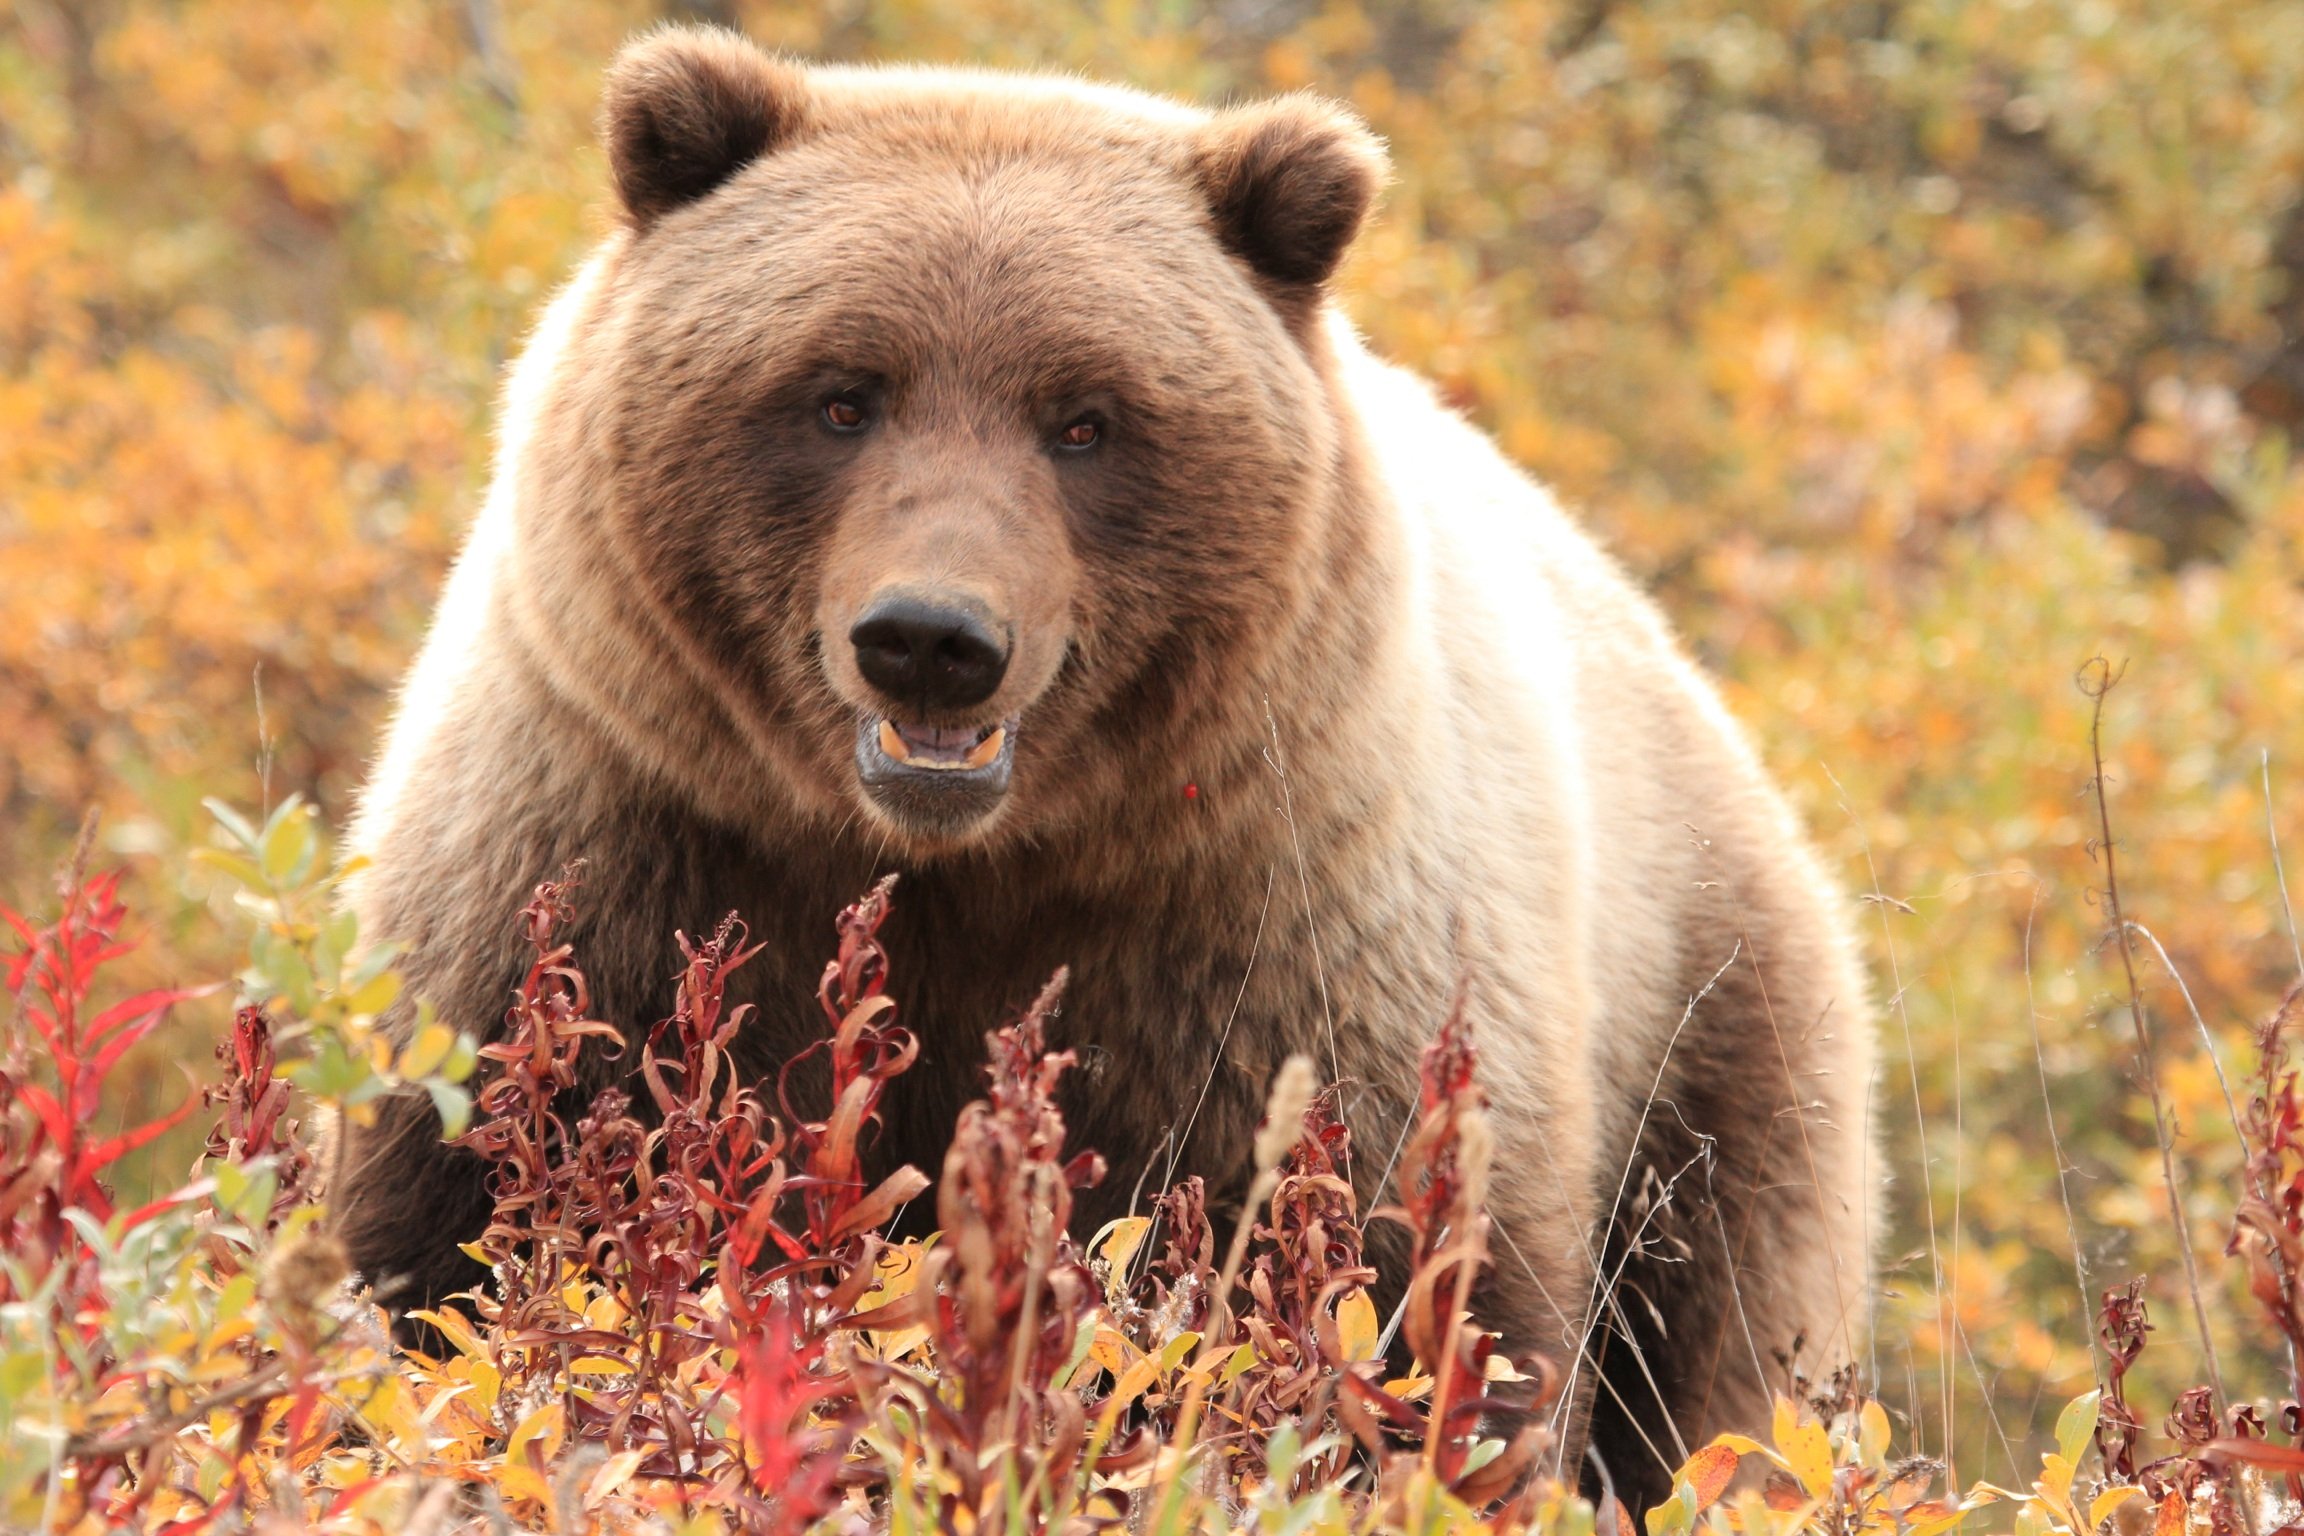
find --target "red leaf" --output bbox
[74,1089,201,1183]
[15,1081,70,1146]
[2203,1437,2304,1471]
[87,984,214,1046]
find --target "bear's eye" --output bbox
[821,395,870,434]
[1056,416,1101,452]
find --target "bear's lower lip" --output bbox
[853,713,1018,828]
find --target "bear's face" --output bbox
[568,33,1384,851]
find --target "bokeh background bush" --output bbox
[4,0,2303,1493]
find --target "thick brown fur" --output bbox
[333,27,1873,1510]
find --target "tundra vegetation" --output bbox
[4,0,2304,1532]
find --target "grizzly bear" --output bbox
[333,25,1873,1508]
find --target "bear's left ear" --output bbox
[601,25,808,231]
[1193,96,1388,289]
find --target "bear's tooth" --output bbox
[964,727,1005,769]
[878,720,910,762]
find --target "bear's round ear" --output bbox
[600,26,807,232]
[1192,96,1388,289]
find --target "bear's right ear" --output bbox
[601,26,806,232]
[1193,96,1388,290]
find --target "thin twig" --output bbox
[2266,751,2304,987]
[2019,878,2098,1380]
[1260,701,1341,1116]
[1828,761,1944,1467]
[1549,942,1736,1449]
[2122,915,2303,1394]
[1160,863,1279,1193]
[2124,920,2248,1157]
[2080,657,2224,1407]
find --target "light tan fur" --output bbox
[336,30,1873,1508]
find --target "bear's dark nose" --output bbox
[849,595,1010,709]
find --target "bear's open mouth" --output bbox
[874,719,1007,771]
[853,713,1018,828]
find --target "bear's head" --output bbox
[526,28,1387,852]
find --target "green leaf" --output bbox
[188,847,267,892]
[2055,1389,2101,1472]
[1643,1477,1695,1536]
[202,797,262,854]
[440,1027,478,1084]
[344,968,402,1018]
[313,908,358,986]
[211,1160,249,1215]
[289,1033,373,1100]
[269,940,315,1015]
[0,1346,44,1403]
[347,939,400,990]
[427,1080,473,1140]
[1266,1422,1302,1487]
[232,1167,278,1228]
[1050,1311,1098,1391]
[214,1271,258,1325]
[259,798,314,885]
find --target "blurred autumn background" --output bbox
[3,0,2302,1500]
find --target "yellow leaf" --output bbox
[318,1453,376,1488]
[494,1462,553,1508]
[1905,1508,1973,1536]
[1859,1399,1891,1468]
[2038,1452,2075,1506]
[345,968,401,1020]
[1782,1420,1833,1498]
[853,1239,933,1357]
[1089,1216,1153,1292]
[587,1448,650,1509]
[407,1306,487,1362]
[505,1399,565,1471]
[1706,1432,1778,1462]
[1906,1490,2005,1536]
[1337,1286,1381,1361]
[358,1375,424,1453]
[869,1319,931,1361]
[2090,1486,2145,1530]
[854,1240,926,1308]
[1771,1395,1800,1456]
[1105,1351,1164,1412]
[1089,1326,1142,1378]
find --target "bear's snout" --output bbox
[848,591,1011,711]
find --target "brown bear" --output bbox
[333,25,1873,1508]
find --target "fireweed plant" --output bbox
[10,788,2304,1535]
